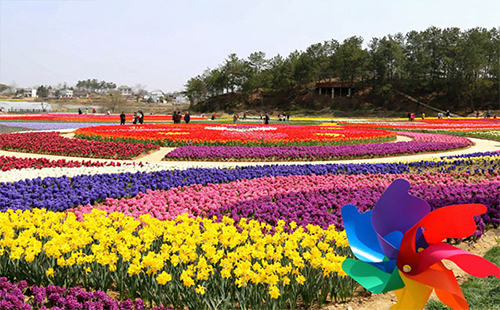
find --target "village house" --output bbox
[117,85,133,97]
[23,88,37,98]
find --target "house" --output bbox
[48,89,57,99]
[60,89,73,99]
[73,91,89,98]
[117,85,132,97]
[148,90,164,103]
[175,94,188,104]
[23,88,37,98]
[315,80,353,98]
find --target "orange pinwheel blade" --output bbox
[406,262,469,310]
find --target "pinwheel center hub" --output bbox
[402,265,412,273]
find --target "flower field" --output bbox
[0,132,159,160]
[340,118,500,131]
[75,124,397,147]
[0,113,205,123]
[163,131,472,161]
[1,117,500,309]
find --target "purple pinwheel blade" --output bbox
[371,179,430,260]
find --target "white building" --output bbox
[117,85,132,97]
[60,89,74,99]
[23,88,37,98]
[175,94,188,104]
[148,90,164,102]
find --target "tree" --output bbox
[0,84,8,93]
[222,53,246,93]
[37,85,49,98]
[103,90,126,112]
[184,76,207,108]
[336,36,368,84]
[369,35,404,85]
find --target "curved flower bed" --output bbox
[75,124,397,147]
[340,118,500,131]
[0,132,159,160]
[0,155,124,172]
[1,150,500,309]
[163,132,473,161]
[68,172,500,236]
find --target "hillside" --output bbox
[192,86,500,118]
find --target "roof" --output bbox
[316,81,353,88]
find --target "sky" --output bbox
[1,0,499,93]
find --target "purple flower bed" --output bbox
[0,277,172,310]
[207,181,500,238]
[164,141,472,161]
[0,122,115,130]
[164,132,473,161]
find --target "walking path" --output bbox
[0,136,499,169]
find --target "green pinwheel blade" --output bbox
[342,258,405,294]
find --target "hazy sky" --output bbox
[1,0,499,92]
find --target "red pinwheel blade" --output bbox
[420,204,487,244]
[398,204,498,277]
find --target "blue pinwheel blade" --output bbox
[342,204,385,263]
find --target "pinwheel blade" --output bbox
[342,258,404,294]
[341,204,385,263]
[391,272,433,310]
[405,262,469,310]
[371,179,430,260]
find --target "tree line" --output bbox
[184,26,499,110]
[76,79,117,93]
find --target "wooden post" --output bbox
[331,88,334,98]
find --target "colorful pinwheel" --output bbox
[341,179,500,309]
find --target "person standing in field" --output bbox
[264,112,270,124]
[184,111,191,124]
[138,110,144,124]
[120,111,126,125]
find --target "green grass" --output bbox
[426,246,500,310]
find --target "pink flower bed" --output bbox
[68,172,498,221]
[396,131,474,144]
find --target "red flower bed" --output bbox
[75,124,396,147]
[340,119,500,131]
[0,155,124,171]
[0,132,159,159]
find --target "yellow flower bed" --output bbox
[0,209,351,309]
